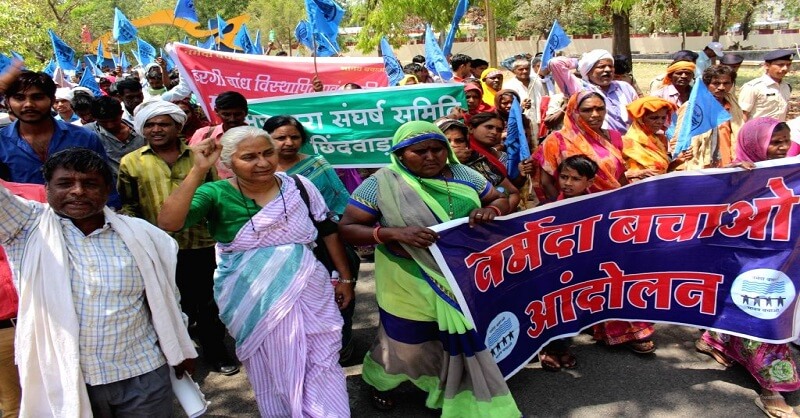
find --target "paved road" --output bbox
[186,261,798,417]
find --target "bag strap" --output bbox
[290,174,313,223]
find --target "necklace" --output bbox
[235,177,288,236]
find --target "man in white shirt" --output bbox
[739,49,793,121]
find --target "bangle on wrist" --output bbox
[487,205,503,216]
[338,277,356,284]
[372,226,384,244]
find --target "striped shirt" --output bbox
[118,142,216,250]
[0,187,166,385]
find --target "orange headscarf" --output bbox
[622,97,678,174]
[662,62,696,86]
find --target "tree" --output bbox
[245,0,305,53]
[607,0,637,57]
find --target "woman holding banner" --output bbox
[339,121,520,417]
[696,117,799,418]
[534,91,657,353]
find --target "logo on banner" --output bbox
[485,312,519,361]
[731,269,795,320]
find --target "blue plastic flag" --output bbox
[79,69,104,96]
[160,48,175,71]
[443,0,469,57]
[380,37,403,86]
[137,38,157,66]
[541,20,571,68]
[217,15,230,42]
[114,51,130,70]
[424,25,453,82]
[96,40,105,67]
[173,0,198,23]
[673,79,732,156]
[199,35,216,50]
[504,96,531,179]
[113,8,138,44]
[0,54,12,74]
[85,56,104,77]
[295,20,338,57]
[254,30,262,54]
[233,23,255,53]
[304,0,344,38]
[42,59,56,76]
[48,30,77,72]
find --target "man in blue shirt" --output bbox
[0,70,120,207]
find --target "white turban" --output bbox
[132,99,187,135]
[55,87,73,102]
[71,86,95,98]
[578,49,614,79]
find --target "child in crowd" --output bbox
[538,154,599,371]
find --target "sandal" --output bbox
[627,339,656,354]
[538,351,561,372]
[695,339,734,368]
[559,350,577,369]
[755,394,800,418]
[371,389,396,411]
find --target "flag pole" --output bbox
[312,36,319,76]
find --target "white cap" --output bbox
[55,87,73,101]
[706,42,724,58]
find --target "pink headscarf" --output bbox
[735,117,783,163]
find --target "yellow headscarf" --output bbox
[398,74,419,86]
[622,97,678,173]
[662,62,696,86]
[480,67,503,106]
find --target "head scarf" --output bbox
[463,83,495,123]
[578,49,614,79]
[55,87,73,102]
[399,74,419,86]
[132,99,188,136]
[534,91,625,192]
[494,89,521,119]
[662,61,696,86]
[480,67,503,106]
[390,121,459,169]
[622,97,678,173]
[735,117,782,163]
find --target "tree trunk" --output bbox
[741,9,754,41]
[711,0,722,41]
[611,11,631,57]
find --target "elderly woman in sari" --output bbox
[534,91,656,353]
[696,117,799,418]
[263,114,359,361]
[621,96,689,182]
[158,126,353,417]
[339,121,520,417]
[480,68,504,106]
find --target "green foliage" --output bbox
[245,0,306,53]
[515,0,611,38]
[0,1,55,65]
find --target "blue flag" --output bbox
[443,0,469,57]
[85,56,104,77]
[96,40,105,67]
[113,51,130,70]
[217,15,230,42]
[48,30,77,72]
[173,0,198,23]
[233,23,255,53]
[295,20,338,57]
[113,8,138,44]
[160,48,175,71]
[199,35,216,50]
[673,80,732,155]
[137,37,157,66]
[0,54,12,74]
[42,59,56,76]
[424,25,453,82]
[254,30,262,54]
[304,0,344,38]
[541,20,571,68]
[504,96,531,179]
[380,37,403,86]
[79,69,103,96]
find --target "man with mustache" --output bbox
[548,49,639,134]
[118,100,239,377]
[188,91,249,179]
[739,50,794,121]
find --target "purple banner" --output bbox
[430,159,800,378]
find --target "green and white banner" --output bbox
[247,83,466,167]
